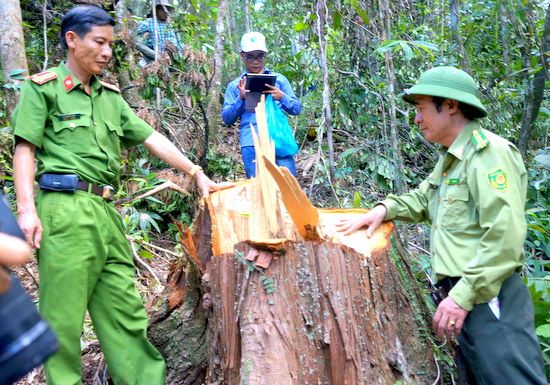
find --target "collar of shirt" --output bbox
[445,120,479,160]
[57,61,102,93]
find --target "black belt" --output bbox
[76,181,115,200]
[38,174,114,200]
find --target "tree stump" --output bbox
[151,97,440,384]
[197,183,438,385]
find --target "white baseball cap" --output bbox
[240,32,268,53]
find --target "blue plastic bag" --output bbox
[265,95,299,157]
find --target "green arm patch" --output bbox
[445,178,460,185]
[487,168,508,191]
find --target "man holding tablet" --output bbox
[221,32,302,178]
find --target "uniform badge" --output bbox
[487,169,508,191]
[57,113,81,121]
[471,129,489,151]
[29,71,58,85]
[63,75,75,91]
[445,178,460,185]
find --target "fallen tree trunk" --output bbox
[150,97,441,384]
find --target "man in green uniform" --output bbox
[337,66,547,384]
[12,6,230,385]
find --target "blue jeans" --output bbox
[241,146,296,178]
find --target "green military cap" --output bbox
[402,66,487,118]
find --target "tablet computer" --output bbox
[245,73,277,92]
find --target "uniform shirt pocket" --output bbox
[105,120,123,137]
[440,184,470,230]
[51,115,92,154]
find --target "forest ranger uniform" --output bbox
[379,66,547,384]
[12,62,166,385]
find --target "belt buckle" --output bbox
[102,186,115,200]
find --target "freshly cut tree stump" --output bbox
[150,97,439,384]
[198,186,437,385]
[197,97,437,385]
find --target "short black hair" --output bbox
[60,6,115,49]
[431,96,484,120]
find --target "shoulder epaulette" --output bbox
[100,80,120,93]
[471,129,490,151]
[29,71,58,85]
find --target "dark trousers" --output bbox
[458,273,547,385]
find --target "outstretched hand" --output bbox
[194,171,234,197]
[335,204,387,238]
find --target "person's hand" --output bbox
[335,204,387,238]
[0,233,32,265]
[238,78,247,100]
[432,296,469,339]
[165,41,177,54]
[264,84,285,100]
[18,211,43,249]
[194,171,235,197]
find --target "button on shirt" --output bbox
[380,121,527,311]
[12,62,153,189]
[221,70,302,148]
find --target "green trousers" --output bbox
[458,273,547,385]
[37,191,165,385]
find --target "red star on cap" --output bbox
[63,75,74,91]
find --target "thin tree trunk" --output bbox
[0,0,28,113]
[514,1,535,153]
[205,0,228,151]
[243,0,251,32]
[449,0,470,72]
[499,0,511,79]
[316,0,336,187]
[378,0,408,194]
[518,4,549,153]
[228,3,241,74]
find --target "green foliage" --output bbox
[527,279,550,376]
[525,148,550,266]
[205,149,240,179]
[121,205,162,241]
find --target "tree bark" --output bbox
[377,0,408,194]
[498,1,511,79]
[449,0,470,72]
[206,0,228,150]
[0,0,28,113]
[243,0,251,32]
[316,0,337,186]
[518,4,549,154]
